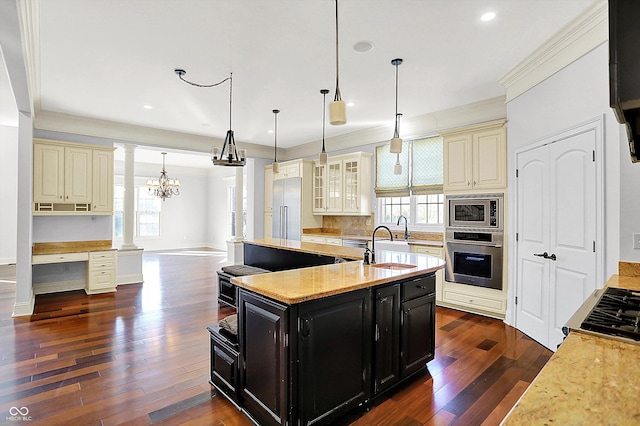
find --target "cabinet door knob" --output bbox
[467,181,470,186]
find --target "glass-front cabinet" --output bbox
[312,152,372,216]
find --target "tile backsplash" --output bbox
[303,215,443,242]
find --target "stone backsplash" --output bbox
[303,215,443,242]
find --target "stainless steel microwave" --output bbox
[447,194,503,230]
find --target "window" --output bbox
[228,184,247,239]
[376,136,444,228]
[113,185,162,238]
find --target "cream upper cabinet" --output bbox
[443,121,506,192]
[33,143,65,203]
[312,152,372,216]
[273,161,300,180]
[312,163,326,213]
[33,139,115,215]
[92,149,114,213]
[65,147,93,203]
[264,166,274,212]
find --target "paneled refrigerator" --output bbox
[272,177,302,240]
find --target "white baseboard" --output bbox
[33,279,85,295]
[0,257,16,265]
[12,290,35,317]
[117,274,144,285]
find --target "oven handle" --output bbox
[446,240,502,248]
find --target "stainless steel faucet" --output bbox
[370,225,393,264]
[397,215,410,240]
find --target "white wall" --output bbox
[207,166,236,250]
[114,161,212,251]
[0,124,18,264]
[505,43,621,323]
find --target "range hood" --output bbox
[609,0,640,162]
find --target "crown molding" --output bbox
[283,96,507,161]
[35,110,275,159]
[498,0,607,103]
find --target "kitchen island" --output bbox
[212,239,445,426]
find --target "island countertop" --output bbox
[233,239,445,305]
[501,272,640,425]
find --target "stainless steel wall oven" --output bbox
[445,230,503,290]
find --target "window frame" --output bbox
[377,194,444,234]
[113,184,162,240]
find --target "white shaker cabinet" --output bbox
[443,121,506,192]
[33,139,115,215]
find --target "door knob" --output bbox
[549,253,557,261]
[533,252,549,258]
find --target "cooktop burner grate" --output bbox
[580,287,640,342]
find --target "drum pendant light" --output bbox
[330,0,346,125]
[272,109,280,174]
[319,89,330,164]
[390,58,403,154]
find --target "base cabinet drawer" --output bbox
[442,283,506,317]
[86,250,117,294]
[209,326,240,407]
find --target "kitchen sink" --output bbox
[373,240,411,253]
[371,263,416,270]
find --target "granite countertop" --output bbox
[501,273,640,425]
[248,238,365,260]
[32,240,115,255]
[235,239,445,305]
[301,232,444,247]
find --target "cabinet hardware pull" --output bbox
[417,285,428,289]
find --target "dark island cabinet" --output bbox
[401,293,436,377]
[238,291,290,426]
[373,284,401,393]
[298,289,372,425]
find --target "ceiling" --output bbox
[8,0,598,163]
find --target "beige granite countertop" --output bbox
[235,239,445,304]
[301,232,444,247]
[247,238,365,260]
[502,272,640,425]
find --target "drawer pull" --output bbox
[417,285,429,290]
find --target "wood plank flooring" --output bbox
[0,249,552,425]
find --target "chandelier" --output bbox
[175,69,246,167]
[147,152,180,201]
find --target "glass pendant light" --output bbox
[390,58,403,153]
[319,89,329,164]
[272,109,280,174]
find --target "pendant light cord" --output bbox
[322,91,327,152]
[393,63,399,138]
[228,73,233,130]
[334,0,342,102]
[175,69,233,130]
[273,110,279,162]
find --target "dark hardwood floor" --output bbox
[0,249,551,425]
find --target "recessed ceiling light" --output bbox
[268,130,274,134]
[143,105,153,109]
[480,12,496,22]
[353,41,374,53]
[347,102,355,107]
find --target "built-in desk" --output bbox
[32,240,117,295]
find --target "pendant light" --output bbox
[174,69,246,167]
[319,89,329,164]
[393,112,403,175]
[390,58,403,153]
[272,109,280,174]
[330,0,346,125]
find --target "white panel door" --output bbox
[516,147,550,345]
[548,131,596,349]
[516,128,597,351]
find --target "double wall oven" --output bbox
[445,194,504,290]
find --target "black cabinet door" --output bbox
[400,293,436,378]
[373,284,400,394]
[298,289,371,425]
[238,291,289,426]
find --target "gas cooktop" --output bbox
[579,287,640,342]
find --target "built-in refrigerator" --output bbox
[272,177,302,240]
